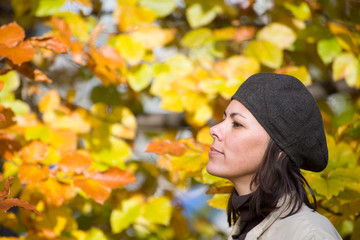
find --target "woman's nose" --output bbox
[209,123,222,140]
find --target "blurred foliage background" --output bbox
[0,0,360,239]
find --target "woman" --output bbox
[207,73,342,240]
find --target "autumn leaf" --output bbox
[0,22,25,47]
[5,59,52,83]
[0,106,16,129]
[29,36,68,54]
[74,177,111,204]
[87,167,137,189]
[234,26,256,43]
[0,132,21,160]
[206,185,233,194]
[0,41,35,65]
[0,176,41,216]
[146,139,186,156]
[58,150,92,174]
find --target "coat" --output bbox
[228,196,342,240]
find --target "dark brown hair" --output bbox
[227,138,316,226]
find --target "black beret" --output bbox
[231,72,328,172]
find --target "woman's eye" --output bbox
[232,122,242,128]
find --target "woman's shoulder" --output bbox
[262,204,342,240]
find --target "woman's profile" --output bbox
[207,73,342,240]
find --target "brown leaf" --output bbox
[5,59,52,83]
[58,150,92,174]
[29,36,68,54]
[0,41,35,65]
[0,68,11,75]
[0,22,25,47]
[234,26,256,43]
[145,139,186,156]
[0,198,41,216]
[88,167,137,189]
[206,185,233,194]
[0,176,13,201]
[0,106,16,129]
[0,132,21,160]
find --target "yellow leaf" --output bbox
[160,91,184,112]
[275,66,312,86]
[127,64,152,92]
[257,23,296,50]
[196,126,212,145]
[142,196,172,225]
[213,27,236,40]
[109,35,145,65]
[139,0,177,17]
[187,103,213,126]
[207,194,230,210]
[215,55,260,80]
[110,195,144,233]
[284,2,311,21]
[182,28,213,48]
[43,109,91,133]
[332,52,359,88]
[245,40,283,69]
[186,2,222,29]
[131,25,176,49]
[38,89,61,113]
[114,2,156,32]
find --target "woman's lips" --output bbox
[209,146,223,155]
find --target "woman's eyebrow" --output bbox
[223,111,247,119]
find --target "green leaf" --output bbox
[186,2,222,28]
[257,23,296,50]
[86,228,109,240]
[142,196,172,225]
[34,0,66,17]
[139,0,177,17]
[317,38,342,64]
[182,28,213,48]
[110,197,142,234]
[25,124,51,142]
[128,64,152,92]
[245,40,283,69]
[284,2,311,21]
[332,52,359,87]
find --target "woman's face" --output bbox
[207,100,270,194]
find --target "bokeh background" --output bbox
[0,0,360,239]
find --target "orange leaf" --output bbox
[70,40,87,65]
[145,139,186,156]
[0,176,13,201]
[234,26,256,43]
[0,41,35,65]
[29,36,68,54]
[206,185,233,194]
[5,60,52,83]
[39,177,76,206]
[89,45,126,86]
[0,22,25,47]
[0,198,41,216]
[0,132,21,160]
[48,18,72,45]
[87,167,136,189]
[88,24,103,48]
[74,177,111,204]
[0,106,16,129]
[18,164,50,185]
[21,140,49,163]
[58,150,92,174]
